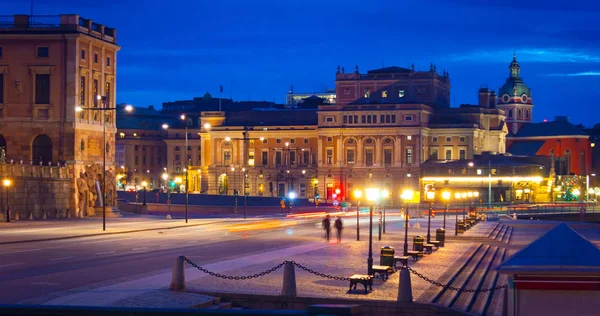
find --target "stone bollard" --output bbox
[281,261,297,297]
[28,212,33,220]
[397,267,413,303]
[169,256,186,291]
[14,212,19,221]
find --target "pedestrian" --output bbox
[334,216,343,243]
[322,215,331,242]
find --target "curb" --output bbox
[0,221,222,245]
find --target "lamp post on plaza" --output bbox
[461,192,468,222]
[442,191,451,230]
[365,188,381,276]
[3,179,11,223]
[454,192,461,236]
[382,189,390,234]
[162,172,172,219]
[76,99,133,231]
[466,191,473,221]
[180,114,190,223]
[425,188,435,244]
[141,181,148,206]
[401,189,415,256]
[353,189,362,241]
[288,191,296,214]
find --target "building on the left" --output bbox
[0,14,120,219]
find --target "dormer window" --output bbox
[382,90,387,98]
[364,88,370,98]
[399,90,405,98]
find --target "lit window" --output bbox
[364,88,370,98]
[406,135,412,141]
[399,90,405,97]
[382,90,388,98]
[432,137,438,142]
[326,116,334,122]
[119,132,125,138]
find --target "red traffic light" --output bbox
[335,188,341,194]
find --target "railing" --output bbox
[29,15,61,27]
[0,163,73,179]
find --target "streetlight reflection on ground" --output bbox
[353,189,362,241]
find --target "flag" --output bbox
[220,85,223,93]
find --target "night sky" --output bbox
[6,0,600,126]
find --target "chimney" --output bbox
[478,87,490,108]
[489,91,497,108]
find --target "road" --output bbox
[0,211,460,305]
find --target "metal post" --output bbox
[167,190,171,218]
[403,204,409,256]
[356,200,360,241]
[243,129,247,220]
[443,203,447,229]
[455,203,459,236]
[378,209,382,241]
[427,201,432,243]
[383,205,386,234]
[5,185,9,223]
[102,108,106,231]
[368,205,373,275]
[488,160,492,209]
[185,126,188,223]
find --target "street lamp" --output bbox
[425,188,435,244]
[454,192,461,235]
[3,179,11,223]
[365,187,381,276]
[141,181,148,206]
[442,191,451,229]
[382,189,390,234]
[162,172,171,219]
[180,114,190,224]
[288,191,296,214]
[353,189,362,241]
[76,98,133,231]
[474,191,480,217]
[461,192,467,222]
[401,189,414,256]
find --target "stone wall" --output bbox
[0,163,75,221]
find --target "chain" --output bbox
[406,266,508,293]
[288,261,352,281]
[181,256,285,280]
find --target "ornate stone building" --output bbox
[0,14,119,218]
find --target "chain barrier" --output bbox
[180,256,357,281]
[406,266,507,293]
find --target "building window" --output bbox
[327,136,333,142]
[79,76,86,105]
[135,156,138,164]
[93,79,99,107]
[290,138,295,144]
[276,139,282,144]
[94,53,98,63]
[174,146,180,150]
[105,82,111,106]
[460,136,466,142]
[391,115,396,123]
[405,115,413,121]
[446,137,452,142]
[382,90,387,98]
[0,74,4,103]
[405,148,413,164]
[517,109,522,119]
[361,115,366,123]
[134,145,139,151]
[432,136,438,143]
[81,49,86,60]
[365,148,374,166]
[399,90,405,97]
[353,115,358,123]
[445,149,452,160]
[175,154,180,161]
[508,109,513,118]
[373,115,377,124]
[275,151,282,165]
[431,148,438,160]
[406,135,412,141]
[384,148,393,166]
[346,149,355,164]
[459,149,466,160]
[326,149,333,164]
[142,156,146,165]
[119,133,125,138]
[525,109,530,119]
[262,138,268,144]
[223,151,231,165]
[261,151,268,165]
[35,74,50,104]
[367,115,372,124]
[364,88,370,98]
[303,138,309,144]
[106,57,111,67]
[290,150,296,164]
[326,116,334,122]
[0,47,3,57]
[343,116,347,124]
[37,47,49,58]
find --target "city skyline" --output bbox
[5,0,600,125]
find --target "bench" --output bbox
[371,265,393,281]
[393,256,409,269]
[349,274,373,293]
[429,241,440,250]
[423,244,434,254]
[406,250,423,261]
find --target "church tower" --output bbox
[496,54,533,134]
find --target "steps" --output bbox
[487,224,514,244]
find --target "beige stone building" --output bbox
[0,14,119,217]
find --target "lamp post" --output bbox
[288,191,296,214]
[353,189,362,241]
[425,188,435,244]
[365,188,380,276]
[382,189,390,234]
[162,172,171,219]
[141,181,147,206]
[231,167,238,214]
[76,100,133,231]
[466,191,473,221]
[401,189,415,256]
[473,191,480,218]
[3,179,10,223]
[461,192,468,222]
[180,114,189,223]
[442,191,451,229]
[454,192,461,236]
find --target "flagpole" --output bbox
[219,85,222,112]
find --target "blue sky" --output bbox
[7,0,600,125]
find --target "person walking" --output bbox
[322,215,331,242]
[334,216,343,243]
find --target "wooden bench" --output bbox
[393,256,409,269]
[349,274,373,293]
[371,265,393,281]
[406,250,423,261]
[423,244,434,254]
[429,241,440,250]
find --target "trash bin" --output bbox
[380,246,394,266]
[413,236,424,252]
[457,220,465,234]
[436,228,446,247]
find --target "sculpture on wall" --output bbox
[76,164,117,215]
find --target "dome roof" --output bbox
[497,54,532,104]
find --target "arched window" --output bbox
[525,109,530,119]
[508,109,513,118]
[564,149,571,175]
[32,135,52,165]
[517,109,522,119]
[0,135,6,162]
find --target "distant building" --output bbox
[162,92,282,114]
[496,55,534,134]
[285,88,336,107]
